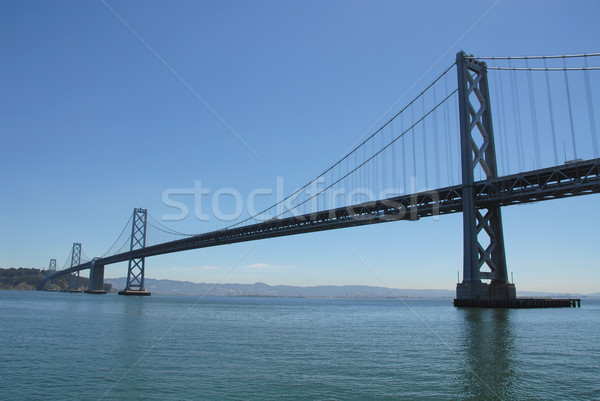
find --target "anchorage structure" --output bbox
[455,51,515,300]
[118,208,151,296]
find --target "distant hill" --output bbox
[105,277,456,298]
[0,267,111,292]
[2,268,594,298]
[105,277,598,298]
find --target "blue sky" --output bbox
[1,0,598,293]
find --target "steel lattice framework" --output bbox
[455,51,514,299]
[47,258,57,289]
[67,243,81,291]
[123,208,148,292]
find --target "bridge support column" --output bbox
[86,258,107,294]
[119,208,151,296]
[455,51,515,302]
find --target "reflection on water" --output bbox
[458,308,516,400]
[116,298,151,361]
[1,293,596,400]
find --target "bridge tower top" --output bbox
[71,243,81,267]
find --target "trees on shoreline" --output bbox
[0,267,111,292]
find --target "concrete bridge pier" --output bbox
[85,259,107,294]
[456,282,516,300]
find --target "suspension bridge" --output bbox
[39,51,600,306]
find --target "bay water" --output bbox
[1,291,598,400]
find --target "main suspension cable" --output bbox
[469,52,600,60]
[267,89,458,221]
[148,213,193,236]
[488,66,600,71]
[101,214,133,258]
[224,62,457,230]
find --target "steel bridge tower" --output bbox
[46,258,57,291]
[67,243,83,292]
[455,51,516,301]
[118,208,151,296]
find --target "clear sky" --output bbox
[1,0,599,294]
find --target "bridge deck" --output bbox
[47,158,600,281]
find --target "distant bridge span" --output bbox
[41,158,600,286]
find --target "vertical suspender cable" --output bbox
[338,156,342,209]
[411,105,417,188]
[363,144,367,192]
[349,151,353,195]
[347,152,351,202]
[324,171,328,210]
[353,150,357,194]
[454,89,461,182]
[325,171,328,210]
[62,249,73,271]
[526,58,541,168]
[401,113,406,193]
[318,173,322,212]
[583,56,599,158]
[422,96,429,188]
[509,59,524,172]
[322,171,325,212]
[433,84,441,188]
[444,74,453,184]
[382,125,387,195]
[544,57,559,165]
[372,137,377,196]
[312,174,327,212]
[563,57,577,160]
[391,120,397,194]
[493,71,508,175]
[355,150,359,194]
